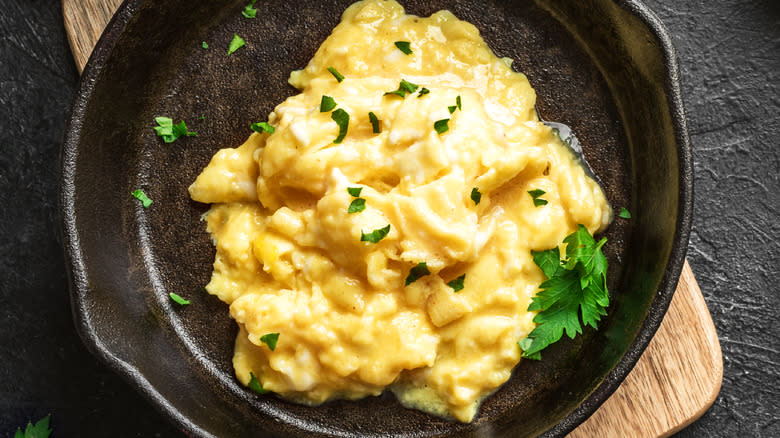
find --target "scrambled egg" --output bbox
[189,0,610,422]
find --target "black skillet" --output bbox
[60,0,692,436]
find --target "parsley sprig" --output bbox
[14,415,51,438]
[519,225,609,360]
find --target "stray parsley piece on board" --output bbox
[331,108,350,143]
[384,79,419,98]
[348,198,366,213]
[417,87,430,98]
[361,224,391,243]
[528,189,548,207]
[260,332,280,351]
[248,372,269,394]
[470,187,481,205]
[327,66,345,82]
[447,274,466,292]
[405,262,431,286]
[242,0,258,18]
[14,414,51,438]
[131,189,153,208]
[394,41,413,55]
[320,95,337,112]
[347,187,363,197]
[201,41,208,49]
[618,207,631,219]
[227,34,245,55]
[434,118,450,134]
[169,292,191,306]
[368,112,381,133]
[250,122,275,134]
[519,225,609,360]
[153,116,196,143]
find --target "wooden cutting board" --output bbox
[62,1,723,436]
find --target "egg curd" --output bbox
[189,0,611,422]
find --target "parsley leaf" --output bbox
[434,118,450,134]
[519,225,609,360]
[405,262,430,285]
[14,415,51,438]
[348,198,366,213]
[448,105,457,114]
[131,189,153,208]
[368,111,381,133]
[250,122,275,134]
[201,41,208,49]
[528,189,548,206]
[447,274,466,292]
[618,207,631,219]
[456,95,462,111]
[248,372,269,394]
[227,34,245,55]
[242,0,258,18]
[331,108,350,143]
[153,116,196,143]
[417,87,430,98]
[384,79,419,98]
[394,41,413,55]
[347,187,363,197]
[169,292,190,306]
[320,95,337,112]
[361,224,390,243]
[260,332,280,351]
[470,187,481,205]
[327,66,345,82]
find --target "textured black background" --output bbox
[0,0,777,436]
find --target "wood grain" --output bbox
[62,2,723,436]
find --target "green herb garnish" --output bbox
[518,225,609,360]
[201,41,209,49]
[384,79,419,98]
[131,189,153,208]
[456,95,462,110]
[320,95,337,112]
[331,108,349,143]
[13,415,51,438]
[347,187,363,197]
[260,332,280,351]
[368,111,381,133]
[448,105,457,114]
[618,207,631,219]
[528,189,548,206]
[470,187,481,205]
[434,118,450,134]
[394,41,413,55]
[447,274,466,292]
[250,122,275,134]
[169,292,190,306]
[361,224,391,243]
[327,66,345,82]
[242,0,258,18]
[227,34,245,55]
[348,198,366,213]
[248,372,269,394]
[153,116,196,143]
[405,262,430,285]
[417,87,430,98]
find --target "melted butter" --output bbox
[189,0,610,422]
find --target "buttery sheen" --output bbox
[189,0,610,422]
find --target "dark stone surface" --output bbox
[0,0,776,436]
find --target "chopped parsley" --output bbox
[348,198,366,213]
[405,262,430,285]
[331,108,350,143]
[368,111,381,133]
[227,34,245,55]
[169,292,190,306]
[153,116,196,143]
[434,118,450,134]
[327,66,345,82]
[384,79,419,98]
[201,41,208,49]
[528,189,548,206]
[448,96,462,114]
[320,95,337,112]
[519,225,609,360]
[14,414,51,438]
[260,332,280,351]
[417,87,430,98]
[456,95,462,110]
[618,207,631,219]
[250,122,275,134]
[448,105,457,114]
[447,274,466,292]
[248,372,269,394]
[361,224,391,243]
[131,189,153,208]
[242,0,258,18]
[470,187,481,205]
[394,41,413,55]
[347,187,363,197]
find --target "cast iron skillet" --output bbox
[60,0,692,436]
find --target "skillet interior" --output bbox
[61,0,691,436]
